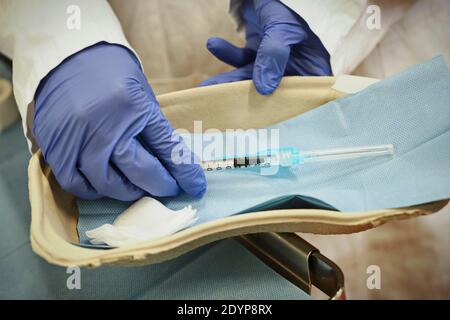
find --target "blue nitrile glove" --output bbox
[200,0,332,95]
[33,43,206,201]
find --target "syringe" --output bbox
[200,144,394,171]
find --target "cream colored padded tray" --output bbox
[28,76,449,267]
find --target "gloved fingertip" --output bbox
[206,37,231,62]
[183,166,207,198]
[206,37,223,52]
[253,40,290,95]
[198,78,218,87]
[188,181,207,198]
[253,64,282,95]
[254,80,277,95]
[206,37,256,68]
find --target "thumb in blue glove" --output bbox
[200,0,332,95]
[34,43,206,201]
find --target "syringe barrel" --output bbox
[200,147,300,171]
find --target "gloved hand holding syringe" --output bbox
[201,144,394,171]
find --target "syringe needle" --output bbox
[300,144,394,163]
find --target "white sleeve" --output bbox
[0,0,138,152]
[284,0,416,75]
[280,0,367,58]
[230,0,415,75]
